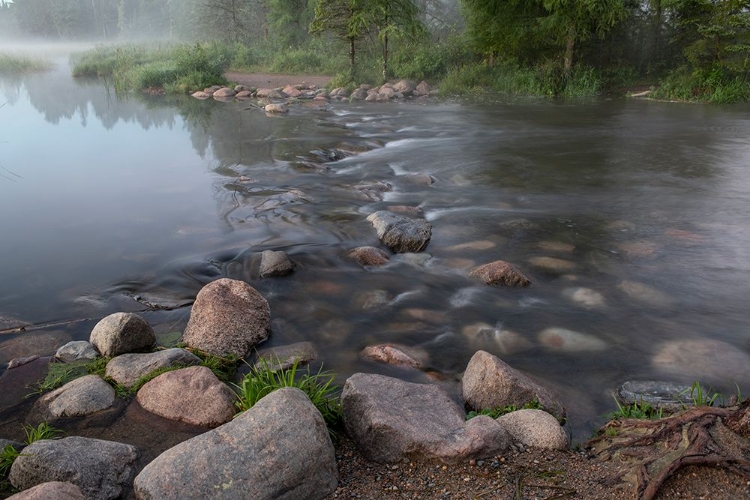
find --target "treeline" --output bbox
[1,0,748,102]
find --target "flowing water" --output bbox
[2,60,750,442]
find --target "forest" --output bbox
[1,0,749,102]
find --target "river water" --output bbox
[2,61,750,441]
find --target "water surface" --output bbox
[2,61,750,440]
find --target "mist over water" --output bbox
[2,65,750,440]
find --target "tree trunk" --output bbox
[349,37,356,77]
[652,0,662,67]
[382,32,389,82]
[564,23,575,74]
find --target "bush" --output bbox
[653,66,750,103]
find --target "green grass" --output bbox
[233,356,341,429]
[466,399,544,420]
[607,397,663,420]
[0,423,64,484]
[0,53,51,74]
[652,67,750,103]
[0,445,21,478]
[678,381,721,408]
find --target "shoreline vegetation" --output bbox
[0,53,51,74]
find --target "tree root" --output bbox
[587,400,750,499]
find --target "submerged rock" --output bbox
[618,280,674,309]
[651,339,750,384]
[366,211,432,253]
[561,287,606,308]
[183,278,270,358]
[360,344,428,369]
[538,327,607,352]
[133,388,338,500]
[346,246,390,267]
[342,373,509,463]
[89,312,155,358]
[528,256,576,273]
[461,323,532,356]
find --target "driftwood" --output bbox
[587,400,750,499]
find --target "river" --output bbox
[2,60,750,441]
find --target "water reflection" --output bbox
[2,65,750,441]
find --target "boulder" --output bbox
[133,388,337,500]
[393,79,416,95]
[379,87,395,98]
[9,436,138,500]
[257,88,284,99]
[105,348,201,389]
[366,211,432,253]
[265,103,288,114]
[136,366,236,427]
[496,409,569,450]
[254,342,318,371]
[415,81,431,96]
[190,91,209,100]
[234,85,251,92]
[89,312,155,358]
[0,332,71,364]
[469,261,531,287]
[462,351,565,422]
[350,88,368,100]
[204,85,222,94]
[7,482,86,500]
[342,373,509,463]
[282,85,302,97]
[183,278,270,358]
[652,339,750,384]
[346,246,390,267]
[617,380,693,413]
[235,90,253,98]
[55,341,99,363]
[212,87,235,98]
[259,250,295,278]
[31,375,115,421]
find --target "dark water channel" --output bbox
[2,61,750,443]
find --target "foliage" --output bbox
[607,397,664,421]
[466,399,543,420]
[652,66,750,103]
[72,43,229,93]
[191,350,239,383]
[23,422,64,444]
[678,381,721,408]
[28,360,89,396]
[0,445,21,478]
[233,356,341,428]
[0,53,51,74]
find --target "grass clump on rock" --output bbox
[233,356,341,429]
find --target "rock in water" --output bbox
[105,348,201,389]
[133,388,338,500]
[366,211,432,253]
[259,250,295,278]
[469,261,531,287]
[346,246,390,267]
[89,312,155,357]
[462,351,565,422]
[9,436,138,500]
[183,278,270,358]
[31,375,115,421]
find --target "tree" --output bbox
[310,0,369,74]
[266,0,315,48]
[461,0,626,73]
[368,0,426,80]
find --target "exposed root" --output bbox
[587,401,750,499]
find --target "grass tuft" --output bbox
[233,356,341,429]
[607,396,663,421]
[0,53,51,74]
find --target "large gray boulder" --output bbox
[183,278,270,358]
[89,313,155,358]
[496,409,569,450]
[462,351,565,422]
[136,366,236,427]
[9,436,139,500]
[7,482,86,500]
[105,348,201,389]
[133,388,337,500]
[366,211,432,253]
[31,375,115,421]
[341,373,509,464]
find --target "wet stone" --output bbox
[617,380,694,412]
[55,341,99,363]
[538,327,607,352]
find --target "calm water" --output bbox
[2,61,750,441]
